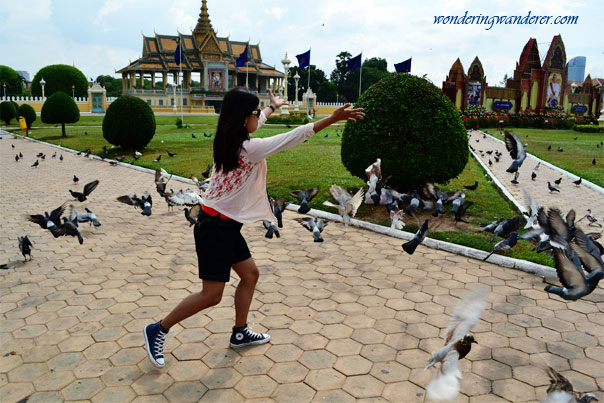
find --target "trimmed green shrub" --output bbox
[31,64,88,98]
[0,65,25,96]
[41,91,80,137]
[16,104,36,132]
[341,73,468,191]
[103,96,156,149]
[574,124,603,133]
[0,101,16,125]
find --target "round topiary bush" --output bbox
[103,96,156,149]
[341,73,468,191]
[0,101,16,125]
[17,104,37,132]
[41,91,80,137]
[31,64,88,98]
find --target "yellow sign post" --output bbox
[18,116,27,134]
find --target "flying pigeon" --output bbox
[77,208,102,227]
[454,201,473,224]
[290,186,320,214]
[167,189,204,207]
[541,358,599,403]
[425,286,488,402]
[390,208,405,230]
[402,218,429,255]
[296,216,328,242]
[184,204,202,227]
[262,220,280,239]
[18,236,33,262]
[27,202,65,230]
[70,180,100,202]
[483,232,518,261]
[521,188,540,229]
[545,247,603,301]
[504,131,526,173]
[51,216,84,245]
[270,196,289,228]
[155,168,172,197]
[480,218,504,234]
[201,164,211,179]
[323,185,364,231]
[117,194,153,216]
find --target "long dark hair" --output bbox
[213,88,259,173]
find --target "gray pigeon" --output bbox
[18,236,33,262]
[402,218,429,255]
[77,208,102,227]
[262,220,280,239]
[483,232,518,261]
[504,131,526,173]
[297,216,328,242]
[290,187,319,214]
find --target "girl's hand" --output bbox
[268,88,288,109]
[331,103,365,122]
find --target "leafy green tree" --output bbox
[41,91,80,137]
[341,73,468,191]
[329,51,352,94]
[0,65,25,96]
[31,65,88,98]
[0,101,16,125]
[103,96,156,149]
[95,75,123,97]
[16,104,36,133]
[317,81,338,102]
[287,65,328,101]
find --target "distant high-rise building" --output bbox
[568,56,586,82]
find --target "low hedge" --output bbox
[574,124,603,133]
[266,115,309,125]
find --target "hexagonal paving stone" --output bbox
[370,361,411,383]
[8,363,47,382]
[472,360,512,381]
[342,374,385,398]
[62,378,103,400]
[298,349,337,370]
[267,361,308,383]
[168,360,210,381]
[492,378,536,401]
[272,382,315,402]
[201,367,242,389]
[91,386,137,403]
[265,344,303,363]
[382,380,425,402]
[234,374,277,398]
[305,368,346,390]
[163,381,207,402]
[335,355,373,376]
[199,388,244,402]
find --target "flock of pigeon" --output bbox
[6,131,603,402]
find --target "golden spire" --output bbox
[194,0,215,36]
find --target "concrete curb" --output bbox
[285,204,557,279]
[479,130,604,196]
[12,132,557,280]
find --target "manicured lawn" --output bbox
[12,116,558,267]
[488,128,604,187]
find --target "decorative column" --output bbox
[294,72,300,109]
[130,72,136,89]
[139,72,144,89]
[162,72,168,90]
[151,72,156,89]
[122,73,128,92]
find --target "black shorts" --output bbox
[194,211,251,282]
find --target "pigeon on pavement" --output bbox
[296,216,328,242]
[18,236,33,262]
[547,182,560,193]
[117,194,153,216]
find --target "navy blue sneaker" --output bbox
[229,324,270,348]
[144,321,169,367]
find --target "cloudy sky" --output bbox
[1,0,602,87]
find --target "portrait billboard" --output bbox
[467,82,481,106]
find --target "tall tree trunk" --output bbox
[62,122,66,137]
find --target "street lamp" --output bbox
[72,85,75,98]
[336,92,339,104]
[2,83,5,99]
[293,72,300,107]
[39,78,46,100]
[281,52,291,100]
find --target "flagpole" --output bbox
[245,40,250,89]
[180,59,183,123]
[307,46,311,93]
[358,56,362,98]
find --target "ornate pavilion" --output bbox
[442,35,602,116]
[116,0,284,112]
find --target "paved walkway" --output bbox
[1,137,602,402]
[470,130,604,237]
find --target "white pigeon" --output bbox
[425,286,488,402]
[390,208,404,230]
[167,189,204,206]
[323,185,364,231]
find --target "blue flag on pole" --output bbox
[174,38,183,65]
[296,50,311,68]
[347,53,362,71]
[394,58,412,73]
[236,44,249,67]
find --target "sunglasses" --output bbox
[252,108,262,117]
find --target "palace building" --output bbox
[117,0,284,113]
[442,35,602,116]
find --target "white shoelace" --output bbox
[154,330,168,356]
[244,327,264,340]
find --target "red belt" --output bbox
[202,204,231,220]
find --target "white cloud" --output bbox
[265,6,288,21]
